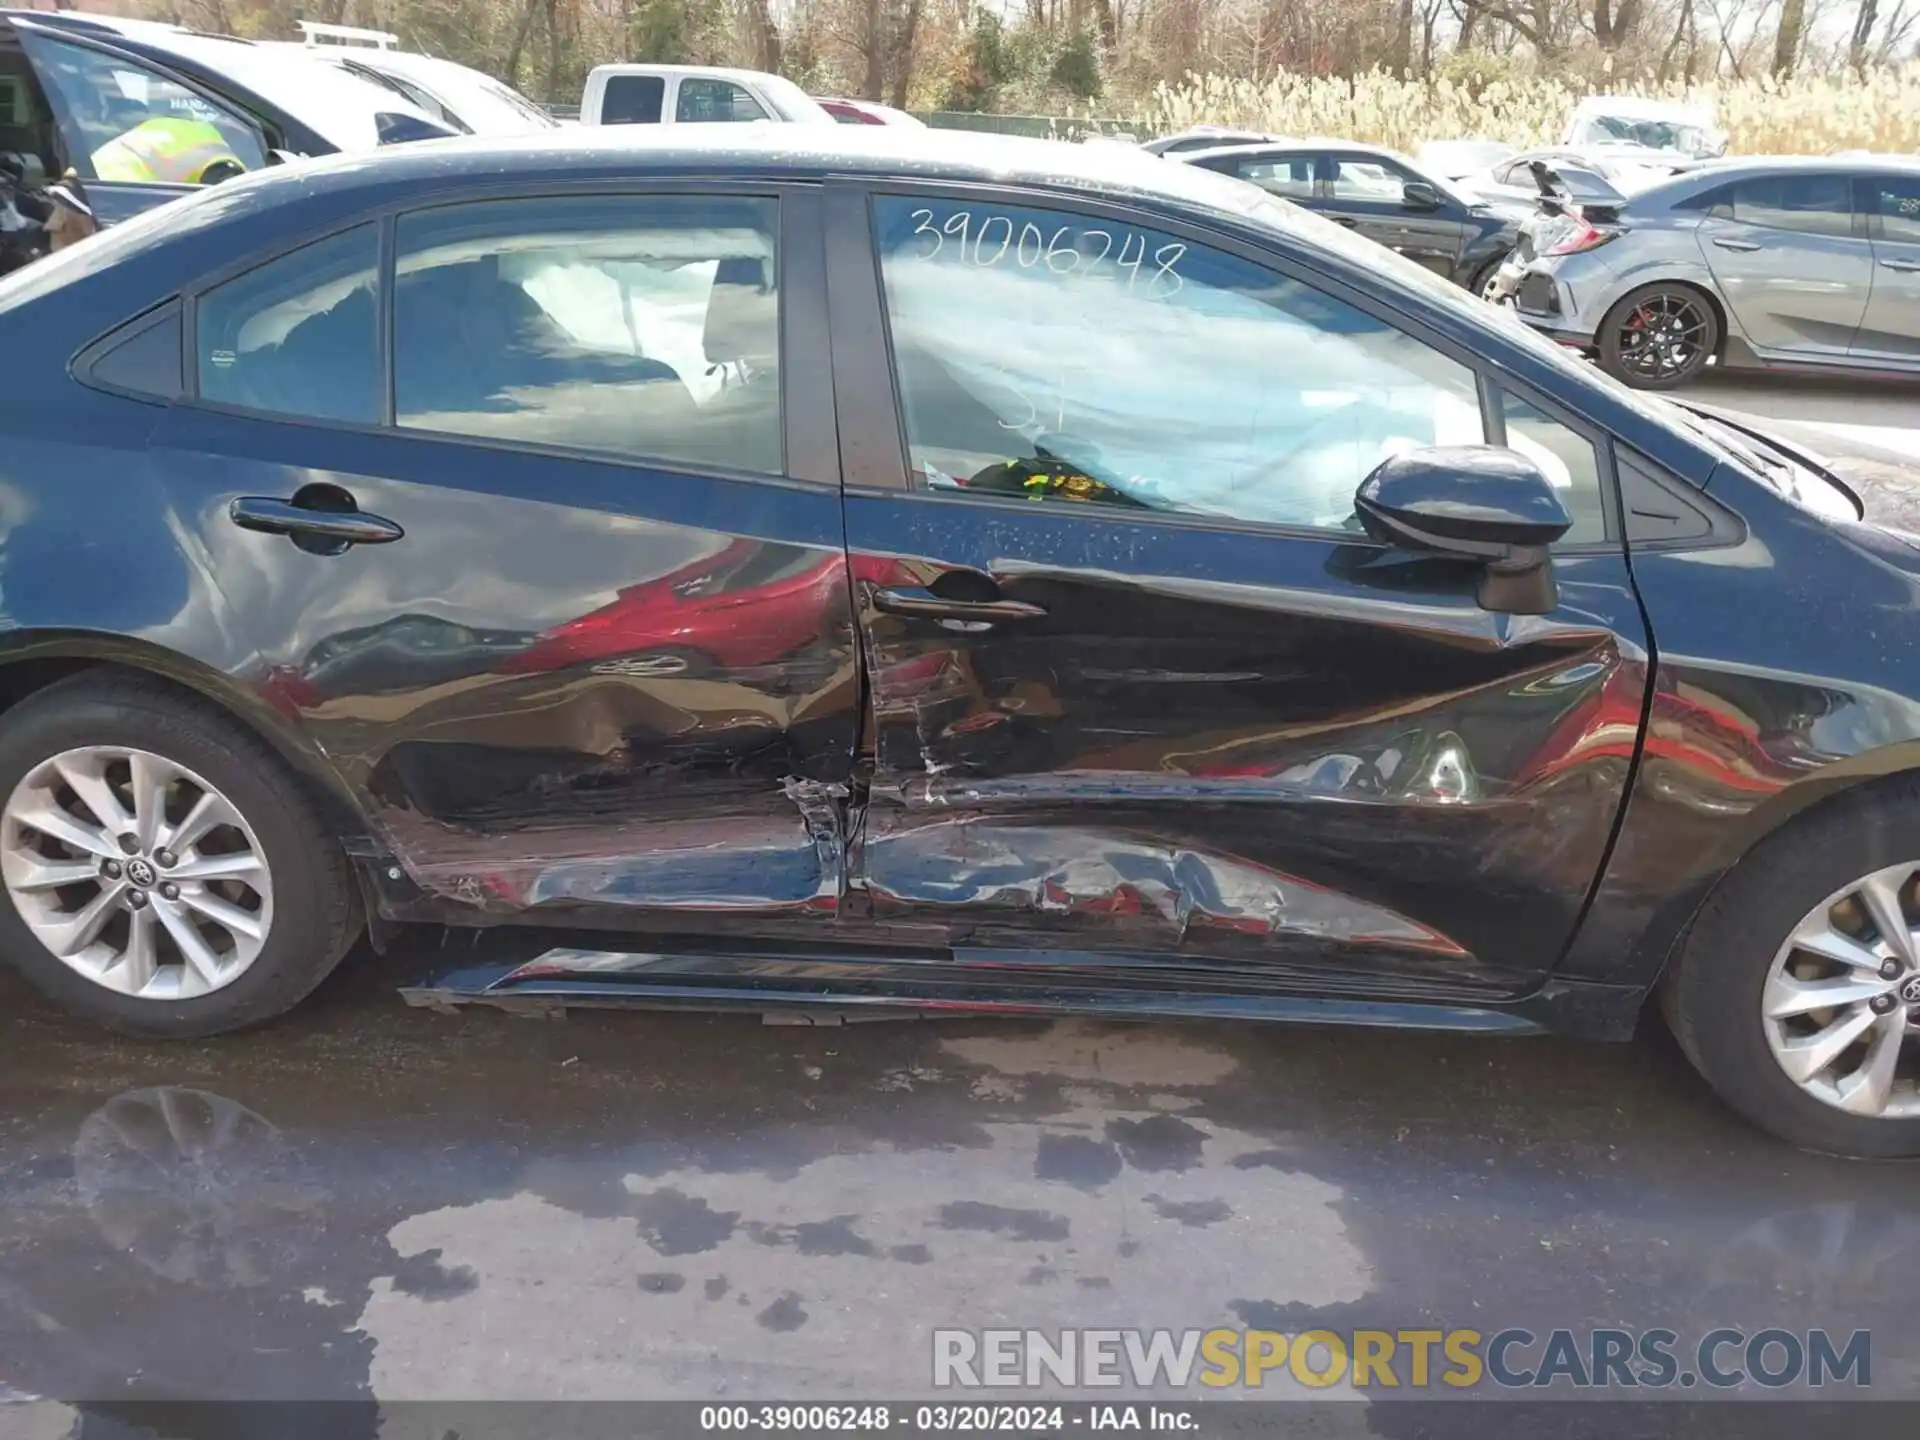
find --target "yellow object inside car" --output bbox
[91,115,244,184]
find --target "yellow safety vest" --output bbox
[91,116,244,185]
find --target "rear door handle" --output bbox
[229,496,404,546]
[1880,256,1920,273]
[1711,236,1762,252]
[870,587,1046,623]
[1331,217,1358,228]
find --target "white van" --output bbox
[579,64,836,127]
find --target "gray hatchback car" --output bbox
[1500,156,1920,389]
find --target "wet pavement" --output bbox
[0,926,1916,1430]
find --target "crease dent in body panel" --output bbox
[855,815,1467,953]
[374,777,851,913]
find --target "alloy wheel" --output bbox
[1616,292,1710,382]
[0,746,273,1000]
[1761,862,1920,1120]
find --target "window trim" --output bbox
[836,177,1621,552]
[174,178,832,494]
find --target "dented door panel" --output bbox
[154,411,859,924]
[844,493,1650,990]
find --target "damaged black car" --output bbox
[1,126,1919,1158]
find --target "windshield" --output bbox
[397,61,556,134]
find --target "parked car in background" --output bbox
[290,22,557,137]
[1175,139,1521,293]
[1564,93,1726,163]
[1414,138,1515,182]
[1140,124,1285,156]
[1502,156,1920,387]
[818,97,923,126]
[1454,145,1674,211]
[0,7,452,267]
[579,63,835,126]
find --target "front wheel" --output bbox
[1665,786,1920,1156]
[1597,283,1718,389]
[0,673,362,1037]
[1469,255,1506,302]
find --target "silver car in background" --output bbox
[1500,156,1920,389]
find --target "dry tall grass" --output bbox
[1136,66,1920,153]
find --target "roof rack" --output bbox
[296,20,398,48]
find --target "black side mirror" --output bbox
[1355,445,1573,615]
[1402,180,1443,210]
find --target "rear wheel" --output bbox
[1666,786,1920,1156]
[0,673,360,1037]
[1597,283,1718,389]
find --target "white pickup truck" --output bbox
[578,64,836,127]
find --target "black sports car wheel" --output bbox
[1598,283,1718,390]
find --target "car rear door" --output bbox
[828,182,1650,998]
[1853,172,1920,365]
[143,182,860,922]
[1320,151,1464,278]
[13,20,270,226]
[1695,171,1872,359]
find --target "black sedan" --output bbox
[2,127,1919,1157]
[1172,139,1523,293]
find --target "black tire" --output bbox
[1467,254,1505,301]
[1664,780,1920,1157]
[1597,282,1719,390]
[0,672,361,1038]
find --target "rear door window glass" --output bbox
[195,223,379,423]
[392,194,781,475]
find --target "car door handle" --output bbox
[870,587,1046,623]
[229,496,404,546]
[1880,256,1920,273]
[1710,236,1762,252]
[1331,217,1358,228]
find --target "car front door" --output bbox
[1320,152,1464,278]
[1854,172,1920,365]
[1695,172,1872,359]
[148,185,860,923]
[830,185,1650,996]
[14,22,270,226]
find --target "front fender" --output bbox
[1559,463,1920,990]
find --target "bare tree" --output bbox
[1774,0,1807,70]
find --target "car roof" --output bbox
[1178,138,1394,161]
[586,63,780,83]
[183,123,1323,216]
[1667,153,1920,178]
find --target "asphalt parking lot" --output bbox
[0,371,1916,1432]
